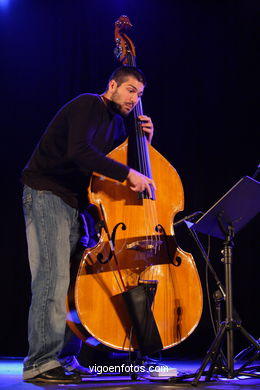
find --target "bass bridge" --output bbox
[126,239,164,251]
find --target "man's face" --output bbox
[109,76,144,116]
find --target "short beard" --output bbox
[108,91,129,117]
[108,100,126,116]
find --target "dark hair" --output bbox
[107,65,146,88]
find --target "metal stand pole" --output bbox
[223,225,235,377]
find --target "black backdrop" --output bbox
[0,0,259,359]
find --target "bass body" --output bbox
[67,139,203,351]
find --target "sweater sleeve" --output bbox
[67,97,129,182]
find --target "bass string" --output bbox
[127,49,158,257]
[126,52,160,285]
[133,103,160,284]
[143,199,160,283]
[133,106,155,227]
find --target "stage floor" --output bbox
[0,357,259,390]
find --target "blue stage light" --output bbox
[0,0,10,7]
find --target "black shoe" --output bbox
[24,366,82,383]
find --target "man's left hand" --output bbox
[138,115,154,144]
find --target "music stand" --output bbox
[190,176,260,385]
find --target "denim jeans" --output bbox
[22,185,88,379]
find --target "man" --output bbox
[22,65,156,383]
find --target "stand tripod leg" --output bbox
[235,337,260,360]
[239,326,260,351]
[238,351,260,375]
[191,322,226,386]
[235,326,260,374]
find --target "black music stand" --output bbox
[189,176,260,385]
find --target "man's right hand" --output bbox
[127,168,156,198]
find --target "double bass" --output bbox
[67,16,203,354]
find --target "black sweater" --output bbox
[22,94,129,209]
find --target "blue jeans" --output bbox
[22,185,88,379]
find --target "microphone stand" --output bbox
[182,220,228,370]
